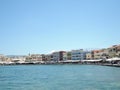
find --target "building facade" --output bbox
[52,51,67,61]
[52,52,60,61]
[44,54,52,61]
[0,54,6,61]
[26,54,42,62]
[86,52,92,60]
[67,51,72,60]
[59,51,67,61]
[108,45,120,58]
[71,49,87,60]
[91,50,103,59]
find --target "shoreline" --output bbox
[0,62,120,67]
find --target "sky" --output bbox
[0,0,120,55]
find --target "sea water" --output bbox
[0,65,120,90]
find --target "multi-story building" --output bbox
[71,49,88,60]
[91,49,109,60]
[26,54,42,62]
[91,50,101,59]
[52,51,67,61]
[100,49,109,59]
[52,52,59,61]
[108,46,116,58]
[44,54,52,61]
[67,51,71,60]
[107,45,120,58]
[0,54,6,61]
[86,52,92,60]
[116,45,120,57]
[41,54,46,61]
[60,51,67,61]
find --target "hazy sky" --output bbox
[0,0,120,55]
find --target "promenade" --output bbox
[0,59,120,67]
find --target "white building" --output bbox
[71,49,89,60]
[52,52,60,61]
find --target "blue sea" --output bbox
[0,65,120,90]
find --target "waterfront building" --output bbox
[67,51,71,60]
[100,49,109,59]
[91,49,109,60]
[44,54,52,61]
[71,49,88,60]
[108,45,119,58]
[52,51,67,61]
[60,51,67,61]
[52,52,59,61]
[41,54,46,61]
[0,54,7,62]
[116,45,120,57]
[0,54,5,61]
[26,54,42,62]
[42,54,54,61]
[91,50,102,59]
[86,52,92,60]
